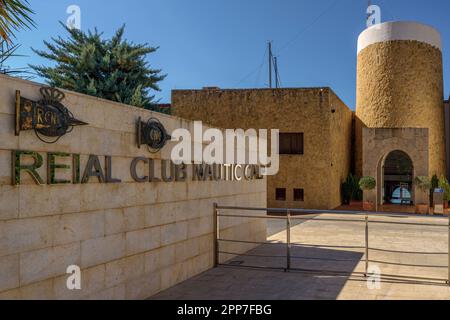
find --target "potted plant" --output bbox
[346,173,362,207]
[430,174,439,211]
[414,176,431,214]
[341,174,362,207]
[359,176,376,211]
[438,176,450,209]
[342,179,352,205]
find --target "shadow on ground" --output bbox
[151,214,450,300]
[151,245,363,300]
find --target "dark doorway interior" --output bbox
[383,150,414,205]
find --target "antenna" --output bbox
[268,41,273,88]
[273,56,281,89]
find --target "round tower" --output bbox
[355,21,446,177]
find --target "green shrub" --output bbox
[414,176,431,192]
[430,174,440,207]
[438,176,450,202]
[431,175,439,189]
[359,176,376,191]
[342,180,352,204]
[342,173,363,204]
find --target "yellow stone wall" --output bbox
[0,74,267,300]
[329,91,354,209]
[172,88,353,209]
[355,40,446,177]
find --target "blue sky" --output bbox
[8,0,450,107]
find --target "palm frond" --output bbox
[0,0,35,43]
[0,39,34,78]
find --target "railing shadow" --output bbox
[215,204,450,288]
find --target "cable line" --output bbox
[278,0,340,54]
[234,45,268,87]
[234,0,339,88]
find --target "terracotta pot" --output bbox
[350,200,362,207]
[445,202,449,209]
[363,201,375,212]
[415,204,429,215]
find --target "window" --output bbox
[279,133,304,155]
[293,189,304,202]
[276,188,286,201]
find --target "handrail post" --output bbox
[286,210,291,272]
[448,210,450,285]
[365,214,369,277]
[213,203,219,268]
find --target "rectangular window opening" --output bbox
[276,188,286,201]
[294,188,304,202]
[279,133,304,155]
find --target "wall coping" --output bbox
[0,73,189,123]
[357,21,442,54]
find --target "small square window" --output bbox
[279,133,304,155]
[294,189,304,202]
[276,188,286,201]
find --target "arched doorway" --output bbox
[382,150,414,205]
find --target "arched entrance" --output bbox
[382,150,414,205]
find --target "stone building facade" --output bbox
[356,21,446,180]
[173,21,450,209]
[356,21,447,206]
[445,97,450,178]
[172,88,353,210]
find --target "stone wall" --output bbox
[172,88,353,210]
[0,75,266,300]
[329,91,354,209]
[356,40,446,178]
[445,99,450,181]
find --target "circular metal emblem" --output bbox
[142,118,171,153]
[35,100,73,139]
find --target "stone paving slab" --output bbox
[151,213,450,300]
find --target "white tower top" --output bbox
[357,21,442,54]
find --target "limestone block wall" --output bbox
[172,88,353,210]
[0,74,267,300]
[356,39,446,177]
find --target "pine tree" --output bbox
[31,23,166,109]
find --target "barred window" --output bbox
[276,188,286,201]
[279,133,304,155]
[293,189,304,202]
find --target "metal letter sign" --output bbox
[15,87,88,143]
[137,117,171,153]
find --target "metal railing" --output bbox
[213,204,450,285]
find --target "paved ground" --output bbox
[151,213,450,300]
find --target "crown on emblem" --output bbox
[40,87,65,104]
